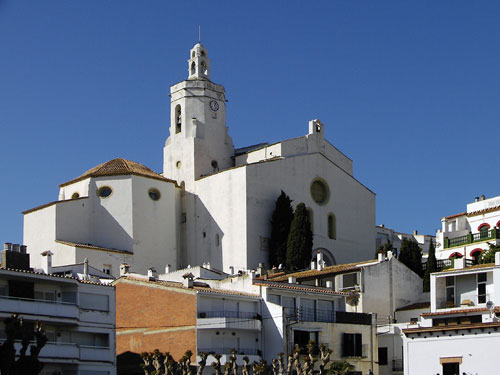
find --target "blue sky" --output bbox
[1,1,499,245]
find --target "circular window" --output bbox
[176,161,182,169]
[97,186,113,198]
[310,179,329,205]
[71,192,80,199]
[148,188,161,201]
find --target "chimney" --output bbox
[12,244,20,253]
[387,251,393,260]
[378,252,384,263]
[495,252,500,266]
[229,266,234,275]
[325,280,333,289]
[83,258,89,280]
[165,264,171,274]
[183,272,194,288]
[41,250,53,274]
[2,243,29,270]
[475,196,479,202]
[310,261,316,270]
[481,194,486,201]
[317,251,324,271]
[454,257,465,270]
[257,262,266,276]
[205,262,210,270]
[288,276,296,284]
[20,245,27,254]
[413,230,418,235]
[250,270,256,280]
[3,243,12,252]
[148,267,157,280]
[120,263,130,276]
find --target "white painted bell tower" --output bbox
[163,43,234,191]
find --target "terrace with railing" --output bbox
[285,308,372,325]
[444,228,500,249]
[198,311,260,320]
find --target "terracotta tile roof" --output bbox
[117,276,260,298]
[395,302,431,312]
[437,263,495,273]
[467,205,500,217]
[420,306,500,317]
[403,321,500,335]
[268,260,377,282]
[0,266,113,286]
[55,240,133,255]
[254,280,351,296]
[59,158,176,187]
[445,212,466,220]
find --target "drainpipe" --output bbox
[370,313,376,375]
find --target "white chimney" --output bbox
[120,263,130,276]
[3,243,12,251]
[83,258,89,280]
[378,252,384,263]
[387,251,393,260]
[148,267,157,280]
[311,261,316,270]
[205,262,211,270]
[316,251,323,270]
[326,280,333,289]
[41,250,53,274]
[183,272,194,288]
[495,252,500,266]
[250,270,256,280]
[165,264,171,274]
[454,258,465,270]
[288,276,296,284]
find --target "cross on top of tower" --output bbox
[187,43,210,80]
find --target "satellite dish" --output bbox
[486,301,494,311]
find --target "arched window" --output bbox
[306,207,314,232]
[470,248,483,264]
[449,252,463,259]
[328,213,336,240]
[201,61,207,75]
[478,223,490,239]
[175,105,182,134]
[190,61,196,75]
[211,160,218,172]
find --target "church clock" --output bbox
[209,100,219,111]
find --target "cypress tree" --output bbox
[286,203,313,271]
[269,191,294,268]
[423,239,437,292]
[398,238,423,277]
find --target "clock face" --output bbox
[210,100,219,111]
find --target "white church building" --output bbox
[23,43,376,277]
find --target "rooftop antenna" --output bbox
[198,25,201,43]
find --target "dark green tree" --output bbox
[286,203,313,271]
[398,238,423,277]
[269,191,294,268]
[375,240,393,259]
[423,239,437,292]
[479,243,500,264]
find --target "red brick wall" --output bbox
[116,280,197,361]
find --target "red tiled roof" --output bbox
[268,260,376,282]
[445,212,466,220]
[55,240,133,255]
[116,276,260,298]
[60,158,176,187]
[467,205,500,217]
[254,280,351,296]
[403,321,500,335]
[420,306,500,317]
[396,302,430,312]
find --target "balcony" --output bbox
[286,308,373,325]
[444,228,500,249]
[197,311,262,331]
[0,340,112,362]
[0,295,79,320]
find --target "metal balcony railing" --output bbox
[198,311,260,320]
[392,358,403,371]
[444,228,500,249]
[285,308,372,325]
[197,348,260,356]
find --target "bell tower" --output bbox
[163,43,234,191]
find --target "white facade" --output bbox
[435,194,500,261]
[0,256,116,375]
[376,225,435,257]
[163,43,376,273]
[402,253,500,374]
[22,42,376,282]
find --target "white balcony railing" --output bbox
[0,295,79,320]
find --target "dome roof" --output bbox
[60,158,174,187]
